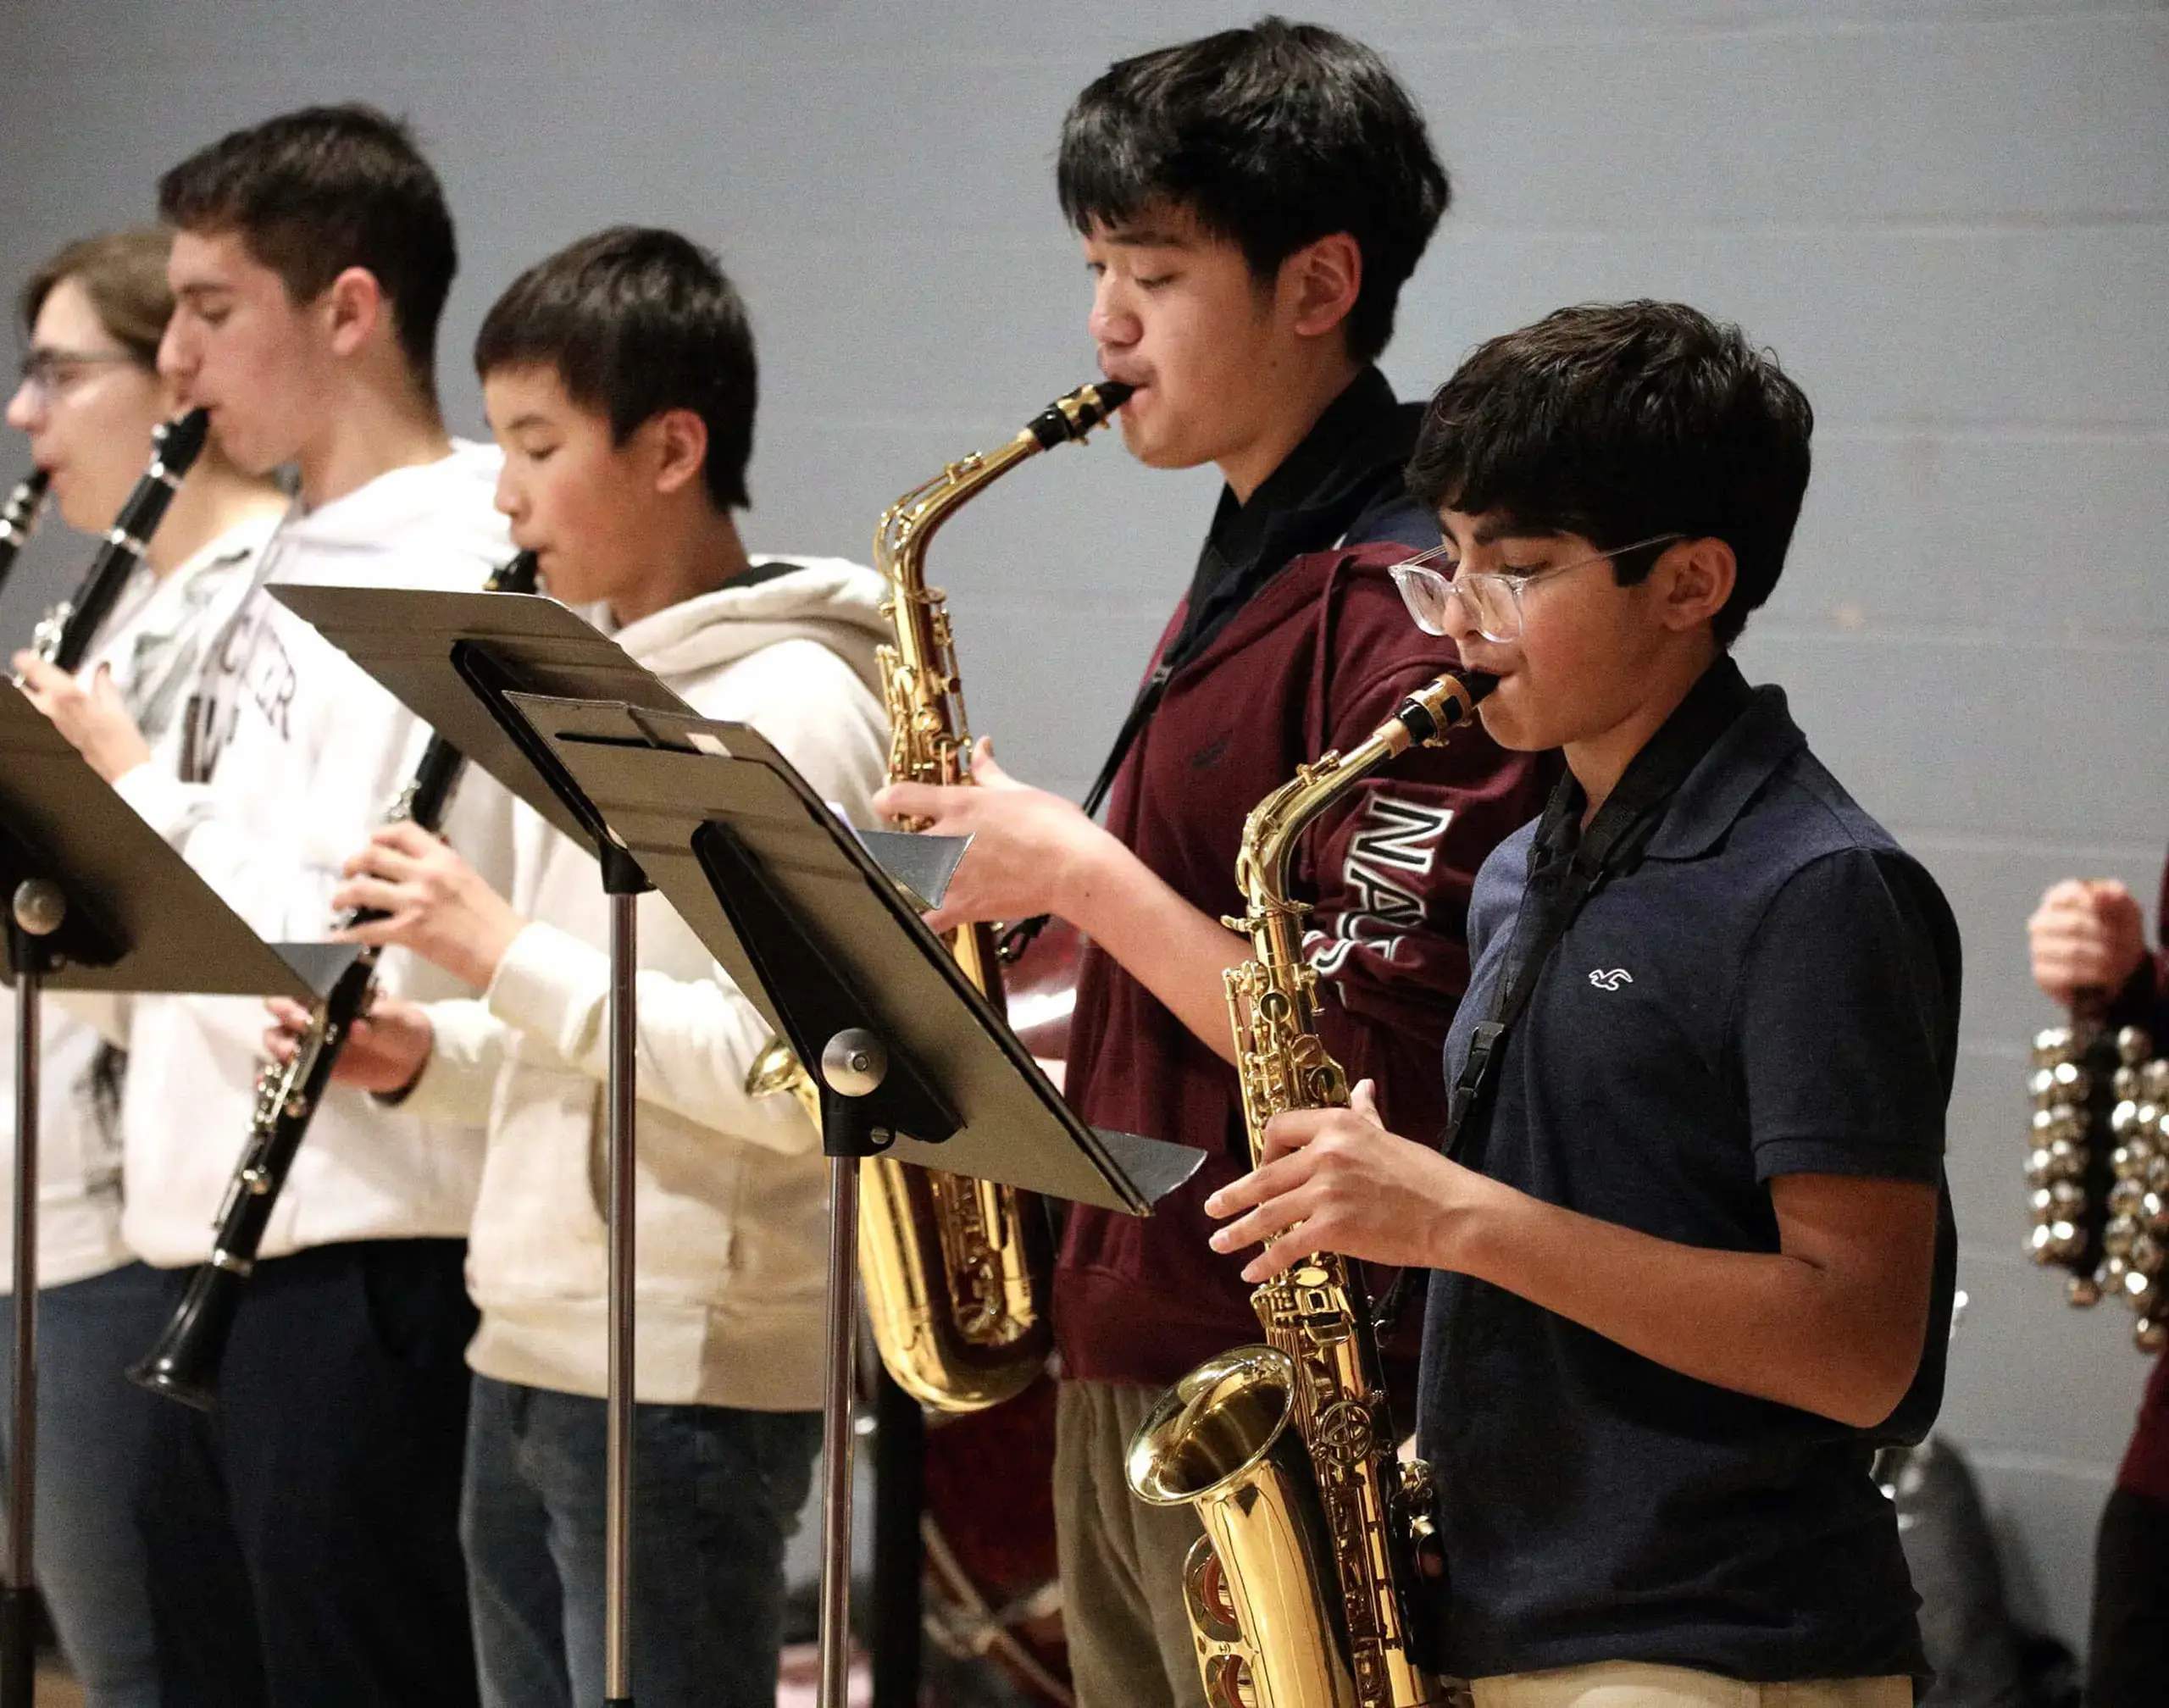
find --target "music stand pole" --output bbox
[814,1031,885,1708]
[3,880,64,1708]
[604,881,639,1708]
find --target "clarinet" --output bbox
[130,550,541,1411]
[29,409,209,671]
[0,469,50,600]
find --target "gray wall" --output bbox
[3,0,2163,1661]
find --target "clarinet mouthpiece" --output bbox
[158,406,212,471]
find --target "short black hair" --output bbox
[474,226,757,513]
[1057,16,1448,364]
[158,104,456,389]
[1406,302,1814,646]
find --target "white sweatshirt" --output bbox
[113,443,520,1267]
[0,513,275,1289]
[398,557,890,1411]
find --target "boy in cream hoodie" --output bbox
[267,227,889,1708]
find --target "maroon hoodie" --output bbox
[1056,541,1557,1388]
[2110,852,2169,1507]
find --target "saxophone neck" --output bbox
[873,380,1133,610]
[876,435,1040,600]
[1235,669,1496,940]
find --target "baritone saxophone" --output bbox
[744,380,1131,1413]
[1127,669,1496,1708]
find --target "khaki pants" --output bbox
[1052,1378,1209,1708]
[1053,1381,1912,1708]
[1469,1664,1911,1708]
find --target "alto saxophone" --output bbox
[1127,670,1495,1708]
[746,380,1130,1413]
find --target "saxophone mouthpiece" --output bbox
[1084,379,1135,414]
[1387,669,1499,750]
[1026,380,1134,450]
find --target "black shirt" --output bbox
[1073,363,1438,819]
[1171,363,1434,679]
[1417,674,1961,1683]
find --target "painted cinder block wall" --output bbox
[1,0,2161,1657]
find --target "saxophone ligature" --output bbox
[743,380,1130,1413]
[129,550,541,1410]
[1127,668,1496,1708]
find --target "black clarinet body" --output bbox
[0,469,50,599]
[31,408,209,672]
[129,550,540,1411]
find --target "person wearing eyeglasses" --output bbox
[0,228,285,1708]
[1207,302,1959,1705]
[868,23,1556,1704]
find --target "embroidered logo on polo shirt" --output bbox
[1588,968,1634,991]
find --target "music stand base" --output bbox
[0,1582,36,1708]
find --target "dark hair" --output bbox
[474,227,757,512]
[19,229,173,368]
[1057,16,1448,364]
[157,104,456,387]
[1406,302,1814,646]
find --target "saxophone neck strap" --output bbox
[1443,656,1756,1163]
[1369,659,1754,1339]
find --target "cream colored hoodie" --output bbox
[114,443,519,1266]
[400,556,890,1411]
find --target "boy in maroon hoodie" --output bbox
[874,19,1553,1705]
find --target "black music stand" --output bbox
[274,585,1112,1708]
[271,583,690,1708]
[504,693,1200,1708]
[0,686,350,1708]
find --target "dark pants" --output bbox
[460,1374,819,1708]
[2090,1483,2169,1708]
[0,1262,168,1708]
[136,1239,481,1708]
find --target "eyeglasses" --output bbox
[1389,532,1686,642]
[16,347,142,400]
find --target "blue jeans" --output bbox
[461,1373,820,1708]
[0,1261,167,1708]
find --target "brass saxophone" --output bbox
[1127,669,1495,1708]
[745,380,1130,1413]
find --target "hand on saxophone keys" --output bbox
[869,735,1115,934]
[1206,1079,1491,1284]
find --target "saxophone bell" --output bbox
[1129,1346,1357,1708]
[1128,663,1493,1708]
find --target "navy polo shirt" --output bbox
[1417,678,1960,1683]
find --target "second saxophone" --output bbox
[747,379,1129,1414]
[1126,668,1495,1708]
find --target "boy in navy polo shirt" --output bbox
[1207,300,1960,1707]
